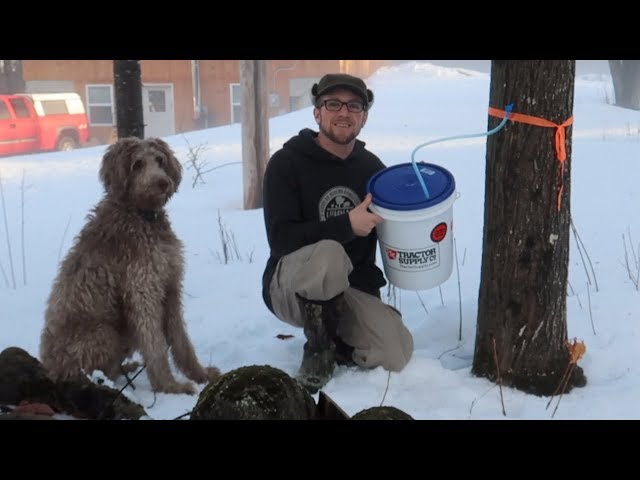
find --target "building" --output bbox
[21,60,392,145]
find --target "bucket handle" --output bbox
[410,103,514,200]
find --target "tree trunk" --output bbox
[240,60,269,210]
[472,60,586,396]
[113,60,144,139]
[608,60,640,110]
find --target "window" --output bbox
[40,100,68,115]
[86,85,114,126]
[9,98,30,118]
[0,101,9,120]
[230,83,241,124]
[147,89,166,113]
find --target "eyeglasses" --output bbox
[320,99,366,113]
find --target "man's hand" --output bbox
[349,193,383,237]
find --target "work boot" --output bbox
[296,295,338,394]
[334,337,357,367]
[324,294,356,367]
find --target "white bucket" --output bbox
[367,162,457,291]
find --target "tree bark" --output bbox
[472,60,586,396]
[113,60,144,139]
[240,60,269,210]
[608,60,640,110]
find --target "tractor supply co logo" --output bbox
[431,222,448,242]
[319,187,360,221]
[383,244,440,272]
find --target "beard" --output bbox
[319,121,361,145]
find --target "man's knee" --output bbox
[312,240,350,265]
[385,334,414,371]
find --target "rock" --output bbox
[0,346,147,420]
[56,377,147,420]
[191,365,316,420]
[351,406,414,420]
[0,347,58,406]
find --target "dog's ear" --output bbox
[100,137,141,195]
[150,138,182,192]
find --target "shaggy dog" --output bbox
[40,137,220,395]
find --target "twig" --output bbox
[174,410,193,420]
[461,247,467,267]
[182,136,211,188]
[379,370,391,407]
[468,383,497,418]
[567,280,583,309]
[571,221,591,287]
[0,259,8,288]
[622,233,640,290]
[546,338,586,418]
[586,282,596,335]
[492,336,506,416]
[437,342,463,360]
[20,170,26,286]
[454,237,462,341]
[215,210,242,264]
[551,367,576,419]
[98,365,147,420]
[627,227,638,278]
[204,161,241,172]
[0,173,16,289]
[438,285,444,306]
[545,361,574,411]
[415,291,429,316]
[571,216,599,292]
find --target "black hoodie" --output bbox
[261,128,387,313]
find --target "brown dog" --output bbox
[40,137,220,394]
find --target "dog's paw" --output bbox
[157,381,197,395]
[121,361,142,374]
[204,366,222,383]
[188,366,221,384]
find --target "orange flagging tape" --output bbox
[489,107,573,211]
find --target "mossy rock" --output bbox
[190,365,316,420]
[0,346,146,420]
[351,406,414,420]
[0,347,57,406]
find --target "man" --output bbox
[262,73,413,393]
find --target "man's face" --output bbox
[314,88,368,146]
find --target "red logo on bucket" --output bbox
[431,222,447,242]
[386,248,398,260]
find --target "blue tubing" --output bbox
[410,103,514,199]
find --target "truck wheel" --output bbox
[57,136,78,151]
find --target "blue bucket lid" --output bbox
[367,162,456,211]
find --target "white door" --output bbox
[142,84,175,138]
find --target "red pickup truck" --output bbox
[0,92,89,156]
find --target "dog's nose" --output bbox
[157,178,170,192]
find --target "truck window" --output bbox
[0,101,9,120]
[9,98,31,118]
[40,100,69,115]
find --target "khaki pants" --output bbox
[269,240,413,371]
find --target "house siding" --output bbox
[22,60,392,145]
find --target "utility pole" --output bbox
[240,60,270,210]
[113,60,144,139]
